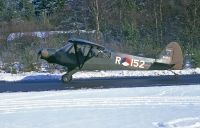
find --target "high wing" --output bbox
[68,38,105,50]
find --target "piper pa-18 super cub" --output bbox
[38,38,183,83]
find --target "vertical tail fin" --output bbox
[157,42,183,70]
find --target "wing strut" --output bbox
[80,46,93,68]
[74,44,81,69]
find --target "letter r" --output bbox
[115,56,121,64]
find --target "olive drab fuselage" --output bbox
[38,39,183,82]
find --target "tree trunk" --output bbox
[154,1,159,46]
[95,0,100,43]
[159,0,163,46]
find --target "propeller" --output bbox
[36,48,43,61]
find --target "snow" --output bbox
[153,117,200,128]
[1,86,200,128]
[0,68,199,82]
[7,30,96,41]
[0,69,200,128]
[0,72,61,82]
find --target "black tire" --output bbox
[61,74,72,83]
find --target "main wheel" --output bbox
[61,74,72,83]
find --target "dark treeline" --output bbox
[0,0,200,72]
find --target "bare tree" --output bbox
[88,0,101,43]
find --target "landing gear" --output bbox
[61,69,77,83]
[62,73,72,83]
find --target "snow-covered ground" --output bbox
[0,68,199,82]
[0,69,200,128]
[1,85,200,128]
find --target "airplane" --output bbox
[38,38,183,83]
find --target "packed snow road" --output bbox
[0,74,200,92]
[0,69,199,92]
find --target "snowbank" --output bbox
[7,30,96,41]
[154,117,200,128]
[0,68,199,82]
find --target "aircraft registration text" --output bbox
[115,56,145,68]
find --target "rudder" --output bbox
[157,42,183,70]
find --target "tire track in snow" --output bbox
[1,96,200,114]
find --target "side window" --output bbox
[76,44,90,56]
[96,49,111,58]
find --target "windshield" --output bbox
[59,43,73,52]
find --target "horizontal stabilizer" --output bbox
[149,62,175,70]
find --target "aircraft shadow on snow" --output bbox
[0,74,199,92]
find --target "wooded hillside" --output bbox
[0,0,199,72]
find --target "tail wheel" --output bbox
[62,74,72,83]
